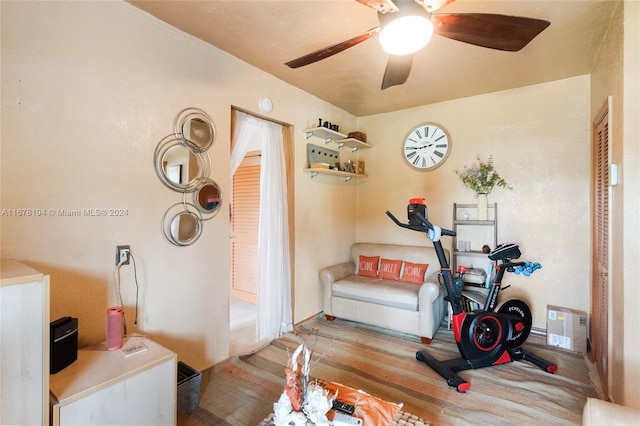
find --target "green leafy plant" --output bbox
[455,155,511,194]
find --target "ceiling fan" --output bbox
[285,0,550,90]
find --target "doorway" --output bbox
[229,109,294,356]
[230,150,261,355]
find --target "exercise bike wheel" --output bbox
[471,314,503,352]
[456,312,509,360]
[497,299,532,348]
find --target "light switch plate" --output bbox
[610,163,619,186]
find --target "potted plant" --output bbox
[455,155,511,220]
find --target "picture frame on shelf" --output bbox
[343,162,355,173]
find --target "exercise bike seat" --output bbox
[489,243,521,261]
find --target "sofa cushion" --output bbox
[379,258,402,280]
[332,275,420,311]
[401,261,429,284]
[583,398,640,425]
[357,255,379,278]
[351,243,442,284]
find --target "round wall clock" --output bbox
[402,122,451,171]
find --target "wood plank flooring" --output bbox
[179,315,601,426]
[229,298,260,356]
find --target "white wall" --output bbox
[0,1,357,370]
[356,76,592,331]
[619,2,640,407]
[3,4,638,408]
[590,0,640,408]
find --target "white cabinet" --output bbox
[49,336,176,426]
[1,260,50,426]
[452,203,497,276]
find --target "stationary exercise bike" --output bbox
[386,202,557,392]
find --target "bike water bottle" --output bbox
[408,198,426,225]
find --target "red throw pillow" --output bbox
[401,261,429,284]
[379,258,403,280]
[358,255,379,278]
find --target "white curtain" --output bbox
[231,110,293,341]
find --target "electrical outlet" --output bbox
[116,245,130,266]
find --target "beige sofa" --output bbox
[319,243,447,343]
[583,398,640,425]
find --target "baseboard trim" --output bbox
[531,326,546,337]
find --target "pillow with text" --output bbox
[379,258,403,280]
[358,255,379,278]
[401,261,429,284]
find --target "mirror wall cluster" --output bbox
[154,108,222,246]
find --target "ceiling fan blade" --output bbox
[285,27,380,68]
[432,13,550,52]
[381,54,413,90]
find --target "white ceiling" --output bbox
[128,0,619,117]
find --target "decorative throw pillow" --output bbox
[401,261,429,284]
[357,255,379,278]
[378,258,403,280]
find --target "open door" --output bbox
[590,98,611,398]
[230,152,261,303]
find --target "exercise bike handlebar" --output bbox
[387,211,541,274]
[386,211,456,239]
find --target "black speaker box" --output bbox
[50,316,78,374]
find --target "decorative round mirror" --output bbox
[155,108,218,246]
[162,203,203,246]
[154,135,210,192]
[174,108,216,153]
[193,179,222,217]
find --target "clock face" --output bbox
[402,122,451,171]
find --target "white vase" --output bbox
[477,193,488,220]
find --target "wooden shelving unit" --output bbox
[335,137,372,151]
[452,203,497,273]
[304,126,345,142]
[304,127,371,151]
[303,167,367,181]
[304,126,370,181]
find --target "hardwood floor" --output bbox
[229,298,261,356]
[180,315,601,426]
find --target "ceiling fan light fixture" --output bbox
[379,15,433,56]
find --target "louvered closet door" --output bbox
[591,103,609,398]
[231,153,261,303]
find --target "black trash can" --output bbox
[177,361,202,417]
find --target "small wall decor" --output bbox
[154,108,222,246]
[258,97,273,113]
[343,161,355,173]
[317,118,339,132]
[307,144,339,169]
